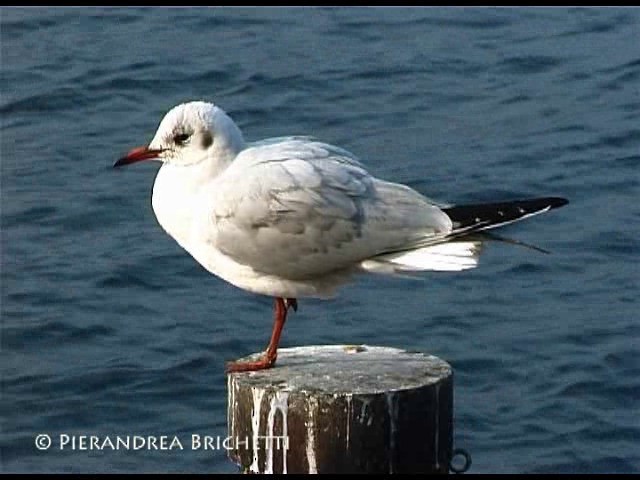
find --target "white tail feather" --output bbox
[361,241,482,273]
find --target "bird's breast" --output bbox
[151,164,199,248]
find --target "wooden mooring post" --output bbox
[227,345,453,474]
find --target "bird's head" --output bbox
[115,101,245,171]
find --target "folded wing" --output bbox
[208,138,453,279]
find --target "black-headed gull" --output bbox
[114,101,567,372]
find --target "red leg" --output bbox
[226,297,297,373]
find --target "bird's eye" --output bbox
[173,133,191,146]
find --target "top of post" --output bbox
[227,344,451,395]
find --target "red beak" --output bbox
[114,146,165,168]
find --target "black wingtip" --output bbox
[547,197,569,209]
[443,196,570,236]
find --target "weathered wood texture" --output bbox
[227,345,453,474]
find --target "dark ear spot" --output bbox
[201,131,213,148]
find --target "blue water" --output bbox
[2,7,638,473]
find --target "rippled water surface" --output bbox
[2,7,638,473]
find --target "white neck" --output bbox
[151,157,227,249]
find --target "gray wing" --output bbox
[208,138,453,279]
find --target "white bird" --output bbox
[114,101,567,372]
